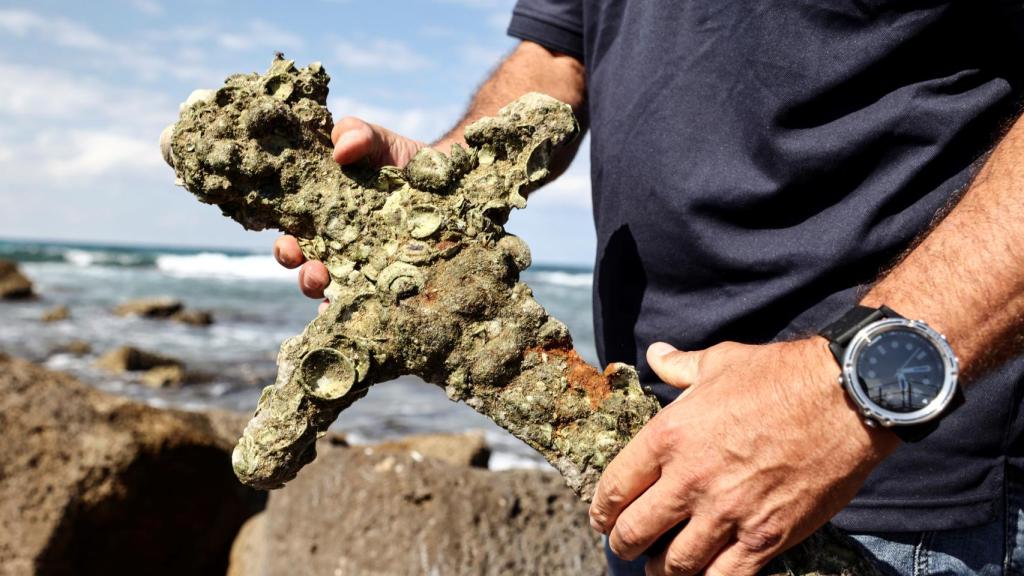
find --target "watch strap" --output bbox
[819,305,902,362]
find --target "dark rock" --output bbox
[40,305,70,322]
[0,260,34,300]
[226,442,605,576]
[0,355,265,575]
[140,365,186,389]
[95,346,182,374]
[171,309,214,326]
[113,297,183,318]
[52,340,92,357]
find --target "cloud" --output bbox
[0,61,174,128]
[43,131,164,179]
[530,170,592,209]
[328,97,460,142]
[0,8,217,83]
[217,20,304,52]
[129,0,164,16]
[460,43,506,67]
[333,39,434,72]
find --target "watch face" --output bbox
[854,327,946,413]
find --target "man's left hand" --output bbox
[589,338,900,575]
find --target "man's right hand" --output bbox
[273,116,427,313]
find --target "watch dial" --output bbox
[855,328,945,413]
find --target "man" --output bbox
[275,2,1024,574]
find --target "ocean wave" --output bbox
[526,270,593,288]
[155,252,296,281]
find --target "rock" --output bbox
[113,297,183,318]
[0,260,33,300]
[171,309,214,326]
[225,443,605,576]
[141,365,187,388]
[95,345,183,373]
[52,340,92,356]
[226,513,266,576]
[40,305,70,322]
[0,355,265,575]
[372,431,490,468]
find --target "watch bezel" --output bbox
[841,318,959,427]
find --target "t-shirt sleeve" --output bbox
[507,0,584,60]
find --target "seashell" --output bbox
[299,348,356,401]
[525,138,552,183]
[263,74,295,101]
[405,148,451,192]
[160,124,175,168]
[180,88,215,112]
[497,234,532,271]
[408,205,443,239]
[398,240,433,264]
[376,261,424,297]
[448,142,478,177]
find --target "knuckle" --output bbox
[611,518,644,556]
[736,523,784,554]
[664,551,702,576]
[598,473,628,509]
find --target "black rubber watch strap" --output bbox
[819,305,902,362]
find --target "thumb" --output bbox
[331,116,424,167]
[647,342,702,390]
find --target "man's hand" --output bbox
[589,338,900,576]
[273,117,427,312]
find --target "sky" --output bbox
[0,0,597,266]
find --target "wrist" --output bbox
[801,336,902,458]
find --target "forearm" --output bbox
[862,112,1024,376]
[434,40,587,180]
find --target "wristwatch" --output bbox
[819,305,960,442]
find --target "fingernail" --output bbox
[337,130,357,150]
[589,515,603,532]
[649,342,677,357]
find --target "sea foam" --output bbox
[155,252,296,281]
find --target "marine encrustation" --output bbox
[161,56,878,575]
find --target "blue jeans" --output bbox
[606,474,1024,575]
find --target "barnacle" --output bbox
[162,56,877,575]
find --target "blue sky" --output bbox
[0,0,596,266]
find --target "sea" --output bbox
[0,238,596,470]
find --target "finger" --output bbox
[332,117,380,165]
[273,235,306,269]
[647,342,702,390]
[298,261,330,299]
[607,480,690,561]
[590,431,662,534]
[646,516,733,576]
[317,299,330,315]
[703,537,780,576]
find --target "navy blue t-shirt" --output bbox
[509,0,1024,532]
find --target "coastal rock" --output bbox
[113,297,183,318]
[52,340,92,356]
[0,260,34,300]
[226,443,605,576]
[140,364,187,388]
[0,355,264,575]
[171,309,214,326]
[95,345,183,373]
[40,305,70,322]
[372,431,490,468]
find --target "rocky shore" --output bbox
[0,354,606,575]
